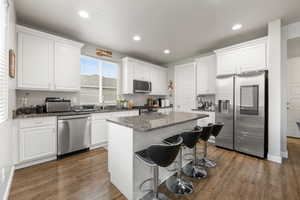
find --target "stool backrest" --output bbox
[199,124,213,141]
[181,130,201,149]
[148,137,183,167]
[211,122,224,137]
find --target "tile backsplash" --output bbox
[16,90,80,107]
[16,90,166,108]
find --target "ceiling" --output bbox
[15,0,300,65]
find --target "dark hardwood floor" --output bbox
[9,138,300,200]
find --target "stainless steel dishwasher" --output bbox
[57,114,91,156]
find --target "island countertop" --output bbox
[106,111,208,132]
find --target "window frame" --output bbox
[0,0,9,124]
[79,55,120,105]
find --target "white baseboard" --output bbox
[281,151,288,158]
[267,154,282,164]
[16,156,57,170]
[1,166,15,200]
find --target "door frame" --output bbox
[282,21,300,158]
[174,62,197,112]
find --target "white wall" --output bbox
[267,19,282,163]
[0,0,16,199]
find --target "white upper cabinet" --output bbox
[216,51,237,75]
[133,61,150,81]
[237,42,267,73]
[122,57,134,94]
[196,55,216,94]
[54,42,81,91]
[215,37,267,76]
[151,66,168,95]
[17,32,54,90]
[122,57,167,95]
[17,25,84,91]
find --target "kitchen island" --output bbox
[107,111,208,200]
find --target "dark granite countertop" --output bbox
[13,106,173,119]
[106,111,208,132]
[191,109,215,112]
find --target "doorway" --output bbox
[287,37,300,138]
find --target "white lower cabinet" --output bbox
[19,126,56,162]
[91,110,139,148]
[17,117,57,168]
[91,113,110,147]
[91,119,108,146]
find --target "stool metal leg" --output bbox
[165,147,194,195]
[183,145,207,178]
[142,166,170,200]
[198,142,216,168]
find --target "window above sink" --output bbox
[80,55,119,105]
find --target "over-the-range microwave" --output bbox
[133,80,152,93]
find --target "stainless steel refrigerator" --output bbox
[215,70,268,158]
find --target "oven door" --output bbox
[133,80,151,93]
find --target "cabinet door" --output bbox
[216,52,237,76]
[196,60,209,94]
[207,56,216,93]
[54,42,81,91]
[17,32,53,90]
[238,43,267,73]
[122,58,134,94]
[197,55,216,94]
[134,61,151,81]
[133,61,146,81]
[151,67,168,95]
[91,119,107,145]
[19,126,56,162]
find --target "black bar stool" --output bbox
[135,137,183,200]
[197,124,215,168]
[181,129,208,179]
[163,134,194,195]
[201,122,224,167]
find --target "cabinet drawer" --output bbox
[19,117,56,129]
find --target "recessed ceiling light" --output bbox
[232,24,242,30]
[164,49,171,54]
[133,35,141,41]
[78,10,89,19]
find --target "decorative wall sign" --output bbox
[96,48,112,58]
[9,49,16,78]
